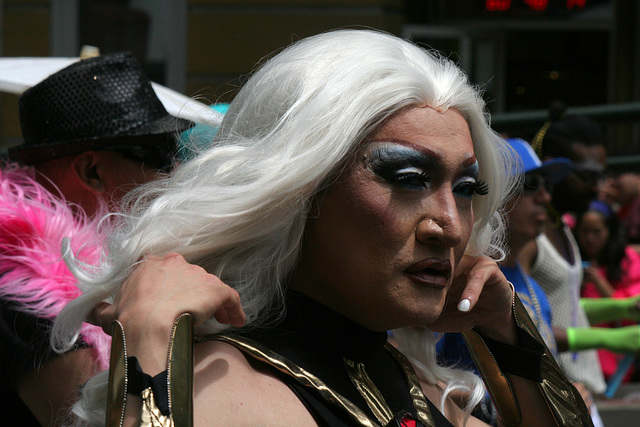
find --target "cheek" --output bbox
[342,183,412,250]
[460,207,474,247]
[105,162,158,202]
[596,231,609,247]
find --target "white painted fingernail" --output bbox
[458,298,471,312]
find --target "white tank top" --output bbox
[530,225,606,393]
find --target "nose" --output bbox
[534,185,552,205]
[415,187,464,248]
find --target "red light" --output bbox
[567,0,586,9]
[486,0,511,11]
[525,0,548,11]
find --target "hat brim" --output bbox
[8,115,192,165]
[532,157,574,185]
[0,58,219,126]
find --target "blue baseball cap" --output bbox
[506,138,573,185]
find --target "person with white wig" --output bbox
[54,29,592,426]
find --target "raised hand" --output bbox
[430,254,516,343]
[88,252,245,374]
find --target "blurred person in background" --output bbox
[576,199,640,382]
[520,105,609,401]
[530,101,607,225]
[610,171,640,247]
[0,52,191,426]
[579,200,640,299]
[519,119,640,415]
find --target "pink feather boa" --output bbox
[0,162,110,370]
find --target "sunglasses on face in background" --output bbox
[523,173,552,195]
[107,144,175,173]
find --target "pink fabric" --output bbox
[581,246,640,299]
[581,247,640,381]
[597,349,634,381]
[0,163,110,369]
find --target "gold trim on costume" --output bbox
[208,333,379,427]
[385,343,436,427]
[205,333,438,427]
[511,295,594,426]
[140,388,173,427]
[167,314,194,426]
[106,315,194,427]
[344,358,394,425]
[106,320,128,427]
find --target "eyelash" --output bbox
[455,179,489,198]
[390,171,488,200]
[392,168,431,189]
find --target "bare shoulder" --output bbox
[193,339,318,426]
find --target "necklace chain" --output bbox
[515,262,546,334]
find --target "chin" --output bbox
[399,304,444,329]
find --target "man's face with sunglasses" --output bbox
[94,150,164,208]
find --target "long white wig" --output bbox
[54,28,519,424]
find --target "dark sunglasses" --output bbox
[107,144,175,173]
[523,173,552,194]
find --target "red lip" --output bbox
[404,258,452,288]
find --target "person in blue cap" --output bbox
[437,137,572,423]
[439,138,640,426]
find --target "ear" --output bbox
[71,151,106,194]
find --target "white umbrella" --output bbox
[0,57,222,126]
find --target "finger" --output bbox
[213,307,246,328]
[454,257,496,311]
[88,301,116,335]
[212,290,246,327]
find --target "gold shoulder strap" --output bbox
[208,333,438,427]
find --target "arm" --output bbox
[582,266,614,297]
[469,294,592,427]
[91,253,245,426]
[580,296,640,324]
[91,253,245,376]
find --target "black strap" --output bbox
[477,326,545,382]
[126,356,170,415]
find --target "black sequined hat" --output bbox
[9,52,192,165]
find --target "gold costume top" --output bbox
[106,293,592,427]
